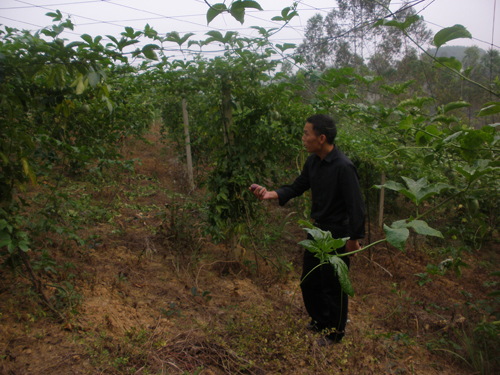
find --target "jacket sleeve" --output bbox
[275,157,311,206]
[339,163,366,240]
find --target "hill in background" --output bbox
[426,45,486,61]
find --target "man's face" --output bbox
[302,122,323,153]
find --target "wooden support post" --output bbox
[182,98,194,190]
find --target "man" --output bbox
[250,114,365,346]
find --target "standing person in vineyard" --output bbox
[250,114,365,346]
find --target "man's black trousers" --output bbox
[300,222,350,342]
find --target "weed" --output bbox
[414,272,432,286]
[190,287,212,302]
[160,303,184,317]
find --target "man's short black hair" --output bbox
[307,114,337,144]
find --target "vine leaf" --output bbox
[298,222,349,262]
[166,32,195,47]
[455,159,500,183]
[276,43,296,52]
[328,255,354,297]
[207,3,227,24]
[230,1,263,24]
[377,177,450,206]
[374,15,421,32]
[433,24,472,48]
[384,224,409,252]
[479,101,500,117]
[434,56,462,72]
[142,44,159,60]
[272,6,298,21]
[443,101,471,114]
[20,158,37,185]
[405,220,443,238]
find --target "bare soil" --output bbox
[1,125,498,375]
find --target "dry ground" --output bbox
[0,125,498,374]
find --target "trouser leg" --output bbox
[300,231,351,342]
[323,254,350,342]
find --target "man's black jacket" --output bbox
[275,147,366,241]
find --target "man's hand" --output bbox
[346,239,361,254]
[249,184,278,201]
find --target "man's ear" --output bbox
[319,134,326,145]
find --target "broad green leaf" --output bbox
[106,35,119,46]
[398,115,413,130]
[455,159,499,182]
[207,3,227,24]
[0,238,11,248]
[46,10,62,21]
[81,34,92,44]
[303,227,331,243]
[423,154,434,166]
[426,125,440,137]
[406,220,443,238]
[272,6,298,21]
[416,131,429,146]
[390,219,408,229]
[376,180,406,193]
[328,255,354,297]
[87,72,100,86]
[231,0,263,11]
[0,151,8,165]
[328,238,349,253]
[444,101,471,114]
[433,25,472,48]
[374,15,421,31]
[443,131,462,143]
[432,114,459,125]
[205,30,224,43]
[166,31,195,47]
[18,241,29,252]
[384,224,409,252]
[400,177,450,206]
[479,101,500,117]
[20,158,36,185]
[230,6,245,24]
[434,56,462,72]
[298,220,315,229]
[66,41,85,49]
[276,43,296,52]
[298,239,320,253]
[142,45,159,60]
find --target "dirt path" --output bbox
[0,126,497,374]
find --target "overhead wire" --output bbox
[2,0,499,62]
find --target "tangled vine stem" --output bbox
[20,251,65,321]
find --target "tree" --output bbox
[297,0,432,72]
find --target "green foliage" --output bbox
[297,221,353,297]
[433,25,472,49]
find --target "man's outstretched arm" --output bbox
[249,184,278,201]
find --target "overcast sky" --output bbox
[1,0,499,59]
